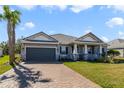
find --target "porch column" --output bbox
[73,44,77,54]
[73,44,78,61]
[57,45,60,60]
[84,44,88,60]
[99,45,102,54]
[84,44,88,54]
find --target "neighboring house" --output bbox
[0,48,3,57]
[21,32,107,62]
[108,39,124,57]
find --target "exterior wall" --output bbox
[58,45,73,60]
[0,50,3,57]
[21,43,58,60]
[58,45,72,54]
[21,43,107,61]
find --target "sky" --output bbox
[1,5,124,43]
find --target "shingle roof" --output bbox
[51,34,77,44]
[22,32,106,45]
[108,39,124,49]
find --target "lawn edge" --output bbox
[63,64,101,88]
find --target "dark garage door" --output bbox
[26,47,56,62]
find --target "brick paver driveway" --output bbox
[0,62,100,88]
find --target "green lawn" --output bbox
[0,55,21,75]
[64,61,124,88]
[0,55,12,75]
[0,55,9,65]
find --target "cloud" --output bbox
[24,22,35,28]
[101,36,109,42]
[84,26,92,34]
[55,5,67,11]
[41,5,67,13]
[119,31,124,35]
[20,27,25,31]
[118,31,124,39]
[20,22,35,30]
[41,5,94,13]
[0,6,3,14]
[17,5,36,10]
[107,5,124,12]
[70,5,94,13]
[84,29,92,34]
[106,17,124,28]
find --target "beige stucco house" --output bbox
[108,39,124,57]
[21,32,107,63]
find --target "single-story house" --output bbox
[21,32,107,62]
[108,39,124,57]
[0,48,3,57]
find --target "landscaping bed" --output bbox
[64,61,124,88]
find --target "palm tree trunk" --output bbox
[12,24,15,62]
[7,20,14,66]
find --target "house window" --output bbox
[88,47,92,54]
[60,46,68,54]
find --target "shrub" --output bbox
[15,54,22,63]
[107,49,121,63]
[96,56,105,62]
[113,58,124,63]
[107,49,120,57]
[96,55,107,63]
[106,56,114,64]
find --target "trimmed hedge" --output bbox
[113,58,124,63]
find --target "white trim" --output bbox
[22,41,59,45]
[73,44,78,54]
[100,45,102,54]
[84,44,88,54]
[25,45,57,48]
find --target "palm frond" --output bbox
[3,5,11,19]
[11,10,21,25]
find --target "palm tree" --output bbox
[0,6,21,66]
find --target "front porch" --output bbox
[59,43,107,61]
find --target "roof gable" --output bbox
[108,39,124,49]
[76,32,104,43]
[24,32,58,42]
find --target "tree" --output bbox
[15,37,23,54]
[0,6,21,66]
[107,49,120,63]
[107,49,120,57]
[0,41,9,55]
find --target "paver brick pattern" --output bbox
[0,62,100,88]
